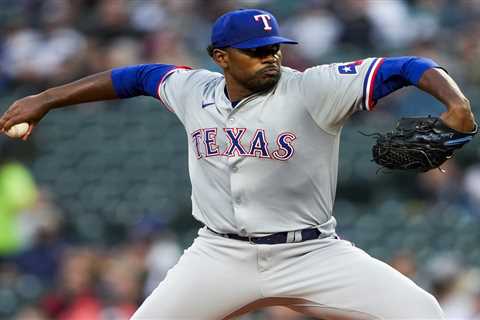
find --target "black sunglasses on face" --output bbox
[236,44,280,58]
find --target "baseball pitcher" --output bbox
[0,8,476,320]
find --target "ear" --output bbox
[212,48,229,69]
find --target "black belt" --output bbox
[207,227,322,245]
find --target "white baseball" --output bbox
[5,122,30,138]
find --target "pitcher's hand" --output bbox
[0,93,51,140]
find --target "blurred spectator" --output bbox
[15,188,65,284]
[1,0,87,88]
[427,254,473,320]
[97,249,142,319]
[103,37,143,69]
[41,248,101,320]
[456,20,480,100]
[0,161,37,257]
[471,289,480,320]
[366,0,418,49]
[333,0,375,51]
[88,0,135,41]
[464,165,480,216]
[13,305,49,320]
[129,0,169,33]
[126,215,182,298]
[389,250,417,280]
[143,231,182,297]
[284,6,340,62]
[416,159,465,206]
[143,30,197,66]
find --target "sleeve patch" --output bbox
[337,60,364,75]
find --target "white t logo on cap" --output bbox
[254,14,272,31]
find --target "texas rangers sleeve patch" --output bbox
[337,60,364,75]
[338,64,357,74]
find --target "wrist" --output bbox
[38,89,59,111]
[446,95,470,111]
[441,107,476,133]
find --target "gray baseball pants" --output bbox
[131,227,444,320]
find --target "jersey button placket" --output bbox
[230,165,244,232]
[227,106,238,125]
[227,109,247,235]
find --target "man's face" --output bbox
[215,44,282,93]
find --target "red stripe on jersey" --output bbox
[367,58,385,110]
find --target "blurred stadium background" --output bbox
[0,0,479,319]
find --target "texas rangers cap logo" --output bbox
[210,8,298,49]
[254,14,272,31]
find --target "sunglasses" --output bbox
[236,44,280,58]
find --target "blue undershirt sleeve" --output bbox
[111,64,177,99]
[372,56,439,103]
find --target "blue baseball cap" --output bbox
[210,9,298,49]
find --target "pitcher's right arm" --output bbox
[0,64,178,139]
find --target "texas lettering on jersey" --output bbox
[191,128,296,161]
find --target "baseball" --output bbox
[5,122,29,138]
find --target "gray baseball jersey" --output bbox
[158,58,383,236]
